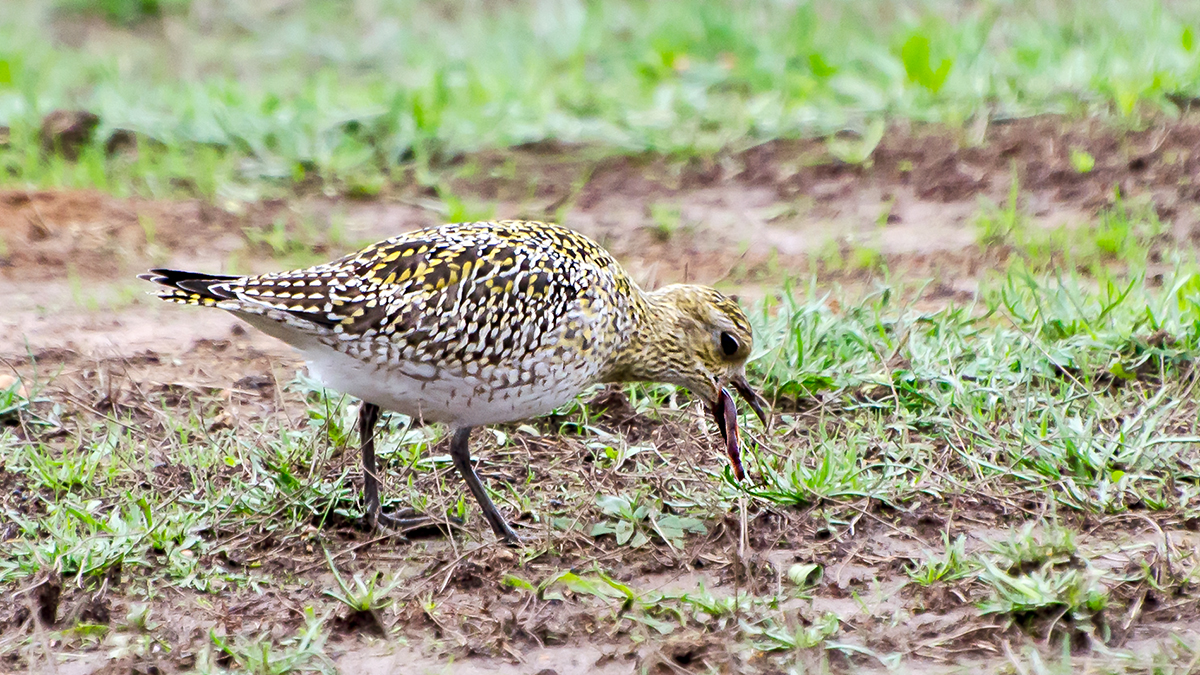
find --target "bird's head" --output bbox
[634,284,769,479]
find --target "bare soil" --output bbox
[4,114,1200,674]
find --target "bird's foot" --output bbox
[369,508,462,538]
[486,515,525,548]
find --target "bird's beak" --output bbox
[731,373,769,427]
[708,375,769,482]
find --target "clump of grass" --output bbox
[977,177,1165,273]
[978,549,1111,646]
[241,213,339,268]
[990,522,1079,575]
[208,608,335,675]
[648,202,683,241]
[906,533,976,586]
[322,548,400,636]
[976,171,1026,248]
[0,375,39,425]
[814,238,885,275]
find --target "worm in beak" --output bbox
[708,376,769,481]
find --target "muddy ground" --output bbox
[3,114,1200,674]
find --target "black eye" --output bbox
[720,332,739,357]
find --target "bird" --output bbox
[140,220,767,545]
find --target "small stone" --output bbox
[0,374,27,398]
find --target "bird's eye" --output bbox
[719,331,740,357]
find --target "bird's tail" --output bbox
[138,268,242,307]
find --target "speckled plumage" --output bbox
[142,220,765,543]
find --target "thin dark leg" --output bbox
[358,403,447,533]
[449,427,521,545]
[358,403,457,534]
[358,402,382,527]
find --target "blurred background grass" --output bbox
[1,0,1198,198]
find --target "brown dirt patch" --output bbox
[0,189,244,280]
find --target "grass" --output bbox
[976,173,1167,275]
[3,258,1199,671]
[208,608,335,675]
[0,0,1199,196]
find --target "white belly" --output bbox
[235,311,601,427]
[300,340,593,427]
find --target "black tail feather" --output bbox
[139,268,241,301]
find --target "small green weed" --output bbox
[906,533,976,586]
[648,202,683,241]
[322,549,401,616]
[900,32,953,94]
[1070,149,1096,173]
[590,493,707,550]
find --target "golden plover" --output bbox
[141,220,767,544]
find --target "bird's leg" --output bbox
[448,427,522,545]
[359,402,446,533]
[358,402,384,527]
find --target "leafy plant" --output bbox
[900,33,952,93]
[590,494,707,550]
[787,563,823,589]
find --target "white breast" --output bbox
[300,340,597,427]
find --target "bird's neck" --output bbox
[600,286,686,385]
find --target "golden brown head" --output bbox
[612,284,768,479]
